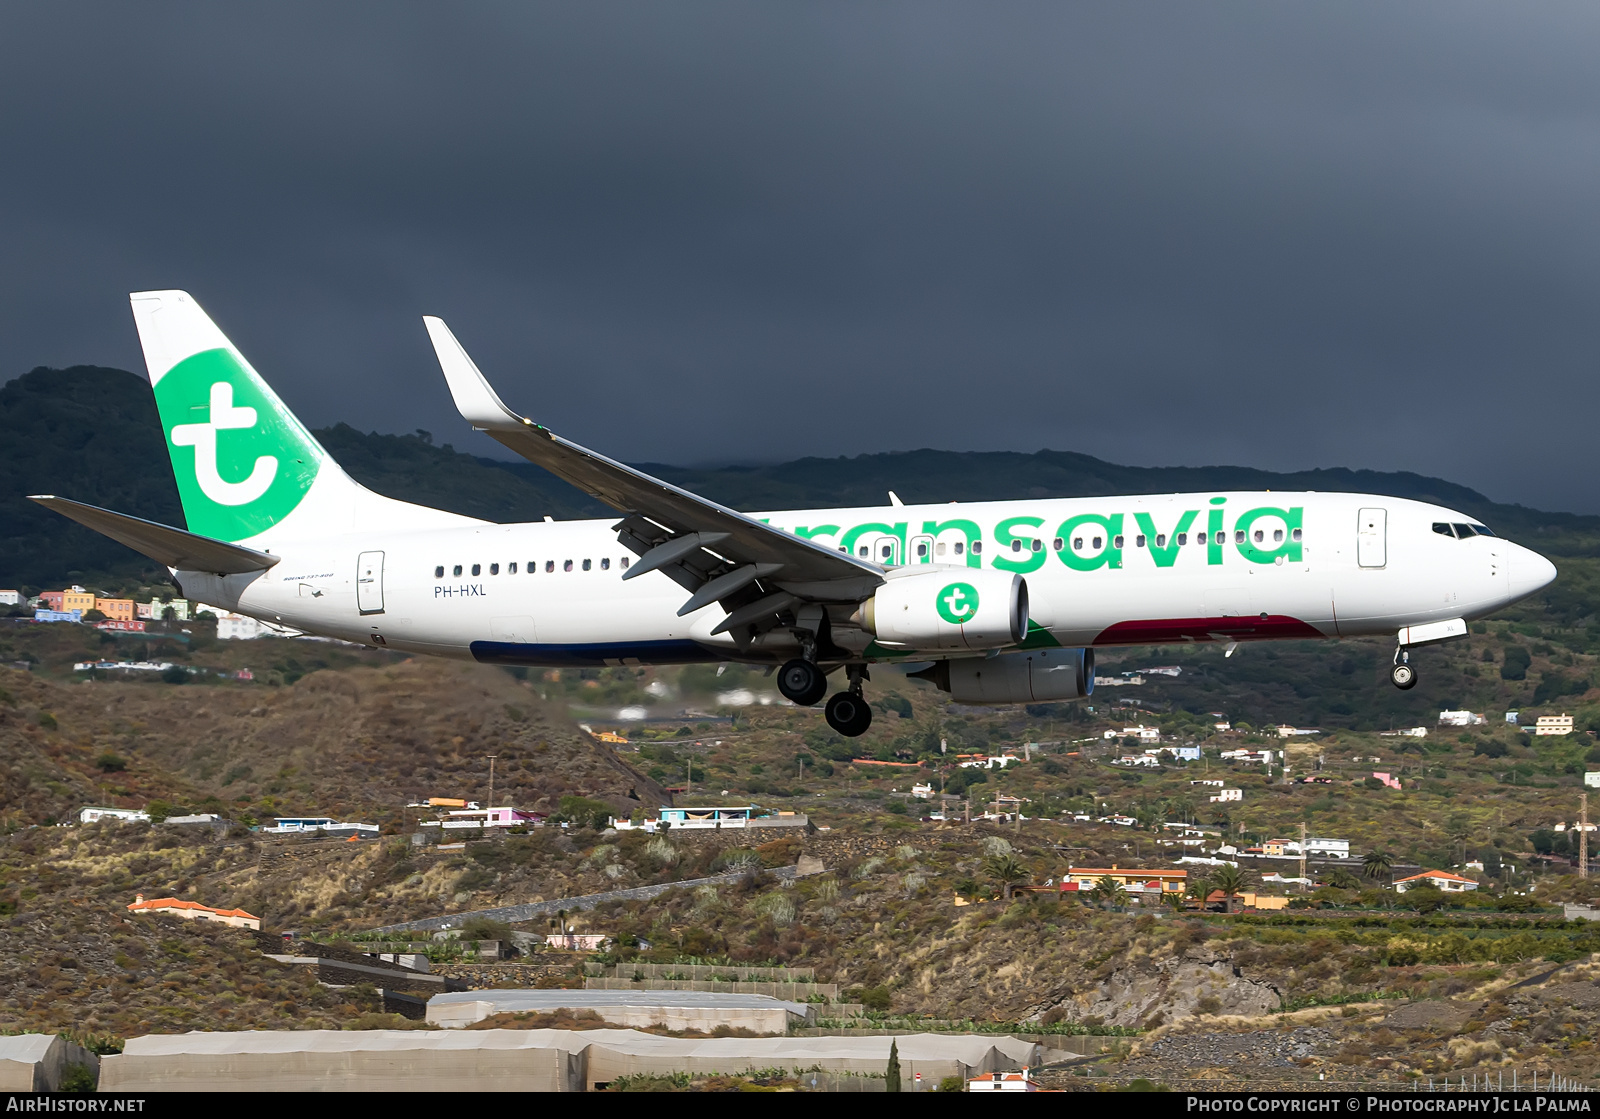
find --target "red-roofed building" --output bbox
[1394,870,1478,894]
[127,894,261,929]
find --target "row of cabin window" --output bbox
[876,527,1306,561]
[434,557,632,578]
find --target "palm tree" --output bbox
[1185,877,1212,904]
[1090,875,1129,911]
[985,853,1030,900]
[1326,867,1362,891]
[1362,849,1394,883]
[1160,888,1188,915]
[1210,863,1247,912]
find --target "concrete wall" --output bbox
[99,1047,585,1093]
[585,977,839,1001]
[427,999,795,1034]
[0,1036,100,1092]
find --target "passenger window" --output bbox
[1073,536,1084,550]
[546,561,555,573]
[1432,522,1454,537]
[1136,535,1146,548]
[953,542,964,555]
[1155,534,1166,548]
[1234,531,1245,545]
[1052,537,1063,551]
[583,559,592,571]
[881,544,893,559]
[434,566,444,579]
[1111,535,1122,549]
[453,565,463,576]
[1011,539,1022,553]
[1093,536,1104,549]
[620,556,629,568]
[564,560,573,572]
[935,542,945,557]
[490,563,500,575]
[601,557,610,570]
[1253,530,1263,544]
[471,564,482,576]
[509,563,518,574]
[1176,533,1186,545]
[1273,530,1283,543]
[1031,539,1042,553]
[1196,533,1206,546]
[917,543,928,559]
[858,546,869,557]
[972,541,982,555]
[1291,528,1302,542]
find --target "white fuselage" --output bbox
[180,490,1555,667]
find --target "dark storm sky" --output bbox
[4,4,1600,511]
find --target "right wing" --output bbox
[423,318,884,637]
[29,496,280,575]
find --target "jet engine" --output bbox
[853,569,1027,651]
[912,647,1094,704]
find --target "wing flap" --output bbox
[29,496,280,575]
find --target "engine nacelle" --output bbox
[855,569,1027,651]
[914,647,1095,705]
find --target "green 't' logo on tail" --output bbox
[936,581,979,624]
[152,348,322,542]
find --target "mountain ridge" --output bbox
[4,364,1597,589]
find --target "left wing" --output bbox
[423,318,884,637]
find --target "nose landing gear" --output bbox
[1391,649,1418,690]
[824,664,874,737]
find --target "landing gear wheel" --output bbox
[825,691,874,737]
[1391,662,1417,690]
[777,658,828,706]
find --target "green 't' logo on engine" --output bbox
[152,348,322,542]
[936,581,979,624]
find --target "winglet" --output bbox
[422,317,526,432]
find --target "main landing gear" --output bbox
[825,665,873,738]
[1391,648,1418,690]
[777,658,874,737]
[777,658,828,706]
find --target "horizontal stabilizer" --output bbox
[28,496,280,575]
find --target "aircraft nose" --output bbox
[1508,545,1557,601]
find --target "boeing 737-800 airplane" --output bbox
[32,292,1557,738]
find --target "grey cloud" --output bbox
[2,3,1599,508]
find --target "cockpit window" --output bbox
[1434,521,1497,539]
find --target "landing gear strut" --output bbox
[1391,649,1417,690]
[777,658,828,706]
[824,665,873,737]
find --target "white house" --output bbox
[1438,710,1486,727]
[1585,772,1600,789]
[0,590,21,606]
[1536,714,1575,736]
[1208,788,1243,803]
[1113,754,1160,768]
[260,816,380,837]
[213,611,265,641]
[1379,728,1428,738]
[1305,837,1350,859]
[1160,746,1202,761]
[1275,726,1321,738]
[910,783,934,800]
[1395,870,1479,894]
[79,806,150,824]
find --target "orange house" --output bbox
[95,598,135,621]
[127,894,261,930]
